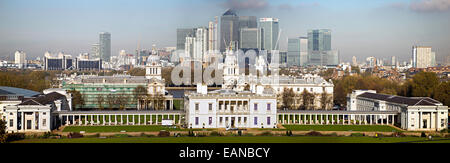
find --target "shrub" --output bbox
[392,132,406,137]
[188,130,195,137]
[350,133,364,137]
[305,131,322,136]
[68,132,83,138]
[40,132,61,139]
[258,131,272,136]
[210,131,222,137]
[158,130,170,137]
[5,133,25,142]
[114,134,130,138]
[286,130,293,136]
[421,132,426,138]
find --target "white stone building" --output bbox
[184,84,277,129]
[347,90,448,131]
[4,92,69,133]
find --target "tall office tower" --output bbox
[240,28,260,49]
[391,56,396,66]
[208,17,219,52]
[194,27,208,62]
[299,37,308,66]
[352,56,357,66]
[308,29,331,52]
[177,28,195,51]
[412,46,436,68]
[220,9,239,52]
[287,38,300,67]
[307,29,332,66]
[259,18,280,51]
[99,32,111,62]
[239,16,257,29]
[14,50,26,68]
[185,36,195,59]
[91,43,100,58]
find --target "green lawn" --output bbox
[63,125,185,133]
[12,136,449,143]
[283,125,402,132]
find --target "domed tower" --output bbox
[145,54,162,80]
[222,49,239,89]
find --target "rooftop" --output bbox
[358,92,442,106]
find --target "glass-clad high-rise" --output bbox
[99,32,111,62]
[259,18,279,51]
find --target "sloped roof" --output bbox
[0,86,40,98]
[223,9,237,16]
[358,92,442,106]
[19,92,65,106]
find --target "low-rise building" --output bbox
[184,84,277,129]
[347,90,448,131]
[4,92,69,133]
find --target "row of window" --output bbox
[194,116,271,125]
[194,103,271,111]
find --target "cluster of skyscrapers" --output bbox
[287,29,339,67]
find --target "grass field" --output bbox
[12,136,450,143]
[283,125,402,132]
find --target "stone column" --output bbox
[144,114,147,125]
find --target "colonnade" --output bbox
[60,113,182,126]
[277,113,396,125]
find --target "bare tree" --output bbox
[96,95,105,110]
[282,88,295,110]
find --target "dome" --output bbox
[146,54,160,65]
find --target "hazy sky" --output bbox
[1,0,449,63]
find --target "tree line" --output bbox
[333,71,449,107]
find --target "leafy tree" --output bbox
[67,90,84,110]
[0,120,6,143]
[410,72,440,97]
[434,81,450,106]
[127,68,146,76]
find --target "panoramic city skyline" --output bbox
[1,0,450,63]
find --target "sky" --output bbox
[0,0,449,63]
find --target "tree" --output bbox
[433,81,450,106]
[281,88,295,110]
[96,95,105,110]
[410,72,440,97]
[301,89,315,110]
[320,91,333,110]
[0,120,6,143]
[68,90,84,110]
[117,93,130,110]
[133,85,148,110]
[106,93,116,110]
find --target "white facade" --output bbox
[347,90,448,131]
[185,86,277,129]
[14,51,27,68]
[4,105,53,133]
[412,46,435,68]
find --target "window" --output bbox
[267,103,271,111]
[254,117,258,125]
[195,103,199,111]
[254,103,258,111]
[441,119,445,127]
[42,119,47,127]
[244,117,247,123]
[195,117,199,125]
[267,117,271,125]
[238,117,241,123]
[9,119,13,127]
[209,103,213,111]
[209,117,212,125]
[225,117,228,122]
[220,117,223,123]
